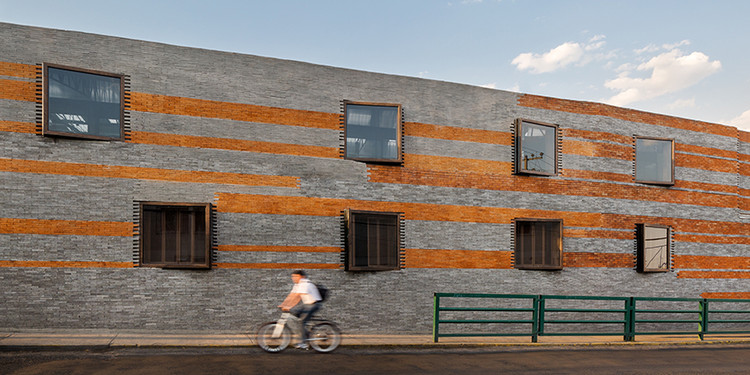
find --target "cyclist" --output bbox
[278,270,322,349]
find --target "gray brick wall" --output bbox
[0,22,748,334]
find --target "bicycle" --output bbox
[257,309,342,353]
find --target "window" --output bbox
[140,203,211,269]
[635,137,674,185]
[346,210,400,271]
[636,224,670,273]
[514,219,563,270]
[44,63,123,140]
[515,119,558,176]
[344,101,402,163]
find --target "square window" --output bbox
[346,210,401,271]
[514,218,563,270]
[635,137,674,185]
[515,119,558,176]
[344,102,402,163]
[140,203,211,269]
[636,224,671,273]
[44,63,124,140]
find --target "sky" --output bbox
[2,0,750,132]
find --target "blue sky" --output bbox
[2,0,749,131]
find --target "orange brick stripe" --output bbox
[0,158,300,188]
[701,292,750,299]
[563,139,631,160]
[518,94,736,138]
[564,252,633,268]
[678,271,750,279]
[674,234,750,245]
[0,79,37,102]
[0,61,38,79]
[0,260,133,268]
[740,131,750,143]
[131,131,339,159]
[213,263,339,269]
[368,166,737,209]
[563,128,633,145]
[674,255,750,270]
[404,122,511,145]
[676,153,738,174]
[403,154,511,175]
[218,245,340,253]
[0,218,131,236]
[677,143,738,160]
[0,120,36,134]
[405,249,512,269]
[130,92,339,130]
[215,193,749,236]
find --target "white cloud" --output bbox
[604,49,721,107]
[729,109,750,132]
[480,82,496,89]
[512,37,607,74]
[512,42,585,74]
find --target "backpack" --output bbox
[315,283,329,302]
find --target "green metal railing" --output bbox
[433,293,750,342]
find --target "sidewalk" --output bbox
[2,329,750,349]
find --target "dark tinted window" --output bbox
[348,210,400,271]
[514,219,563,270]
[141,203,210,269]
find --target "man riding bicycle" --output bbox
[278,270,322,350]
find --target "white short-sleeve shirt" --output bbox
[292,277,322,305]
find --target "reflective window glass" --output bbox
[46,65,122,139]
[345,103,401,162]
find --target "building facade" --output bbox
[1,22,749,334]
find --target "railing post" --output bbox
[624,297,635,342]
[433,293,440,343]
[531,295,539,343]
[537,295,546,339]
[699,298,708,341]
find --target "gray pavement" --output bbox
[2,329,750,349]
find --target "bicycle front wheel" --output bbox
[257,322,291,353]
[308,322,341,353]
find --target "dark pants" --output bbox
[289,302,320,342]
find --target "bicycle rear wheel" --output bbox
[257,322,291,352]
[308,322,341,353]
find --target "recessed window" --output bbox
[140,203,211,269]
[515,119,558,176]
[635,137,674,185]
[44,63,123,140]
[346,210,401,271]
[344,102,402,163]
[514,218,563,270]
[636,224,670,273]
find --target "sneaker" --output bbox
[293,343,309,350]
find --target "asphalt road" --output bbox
[3,345,750,374]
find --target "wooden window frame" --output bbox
[43,63,125,141]
[634,136,675,186]
[139,202,212,269]
[636,223,671,273]
[343,101,403,164]
[346,209,401,271]
[513,218,563,270]
[514,119,559,176]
